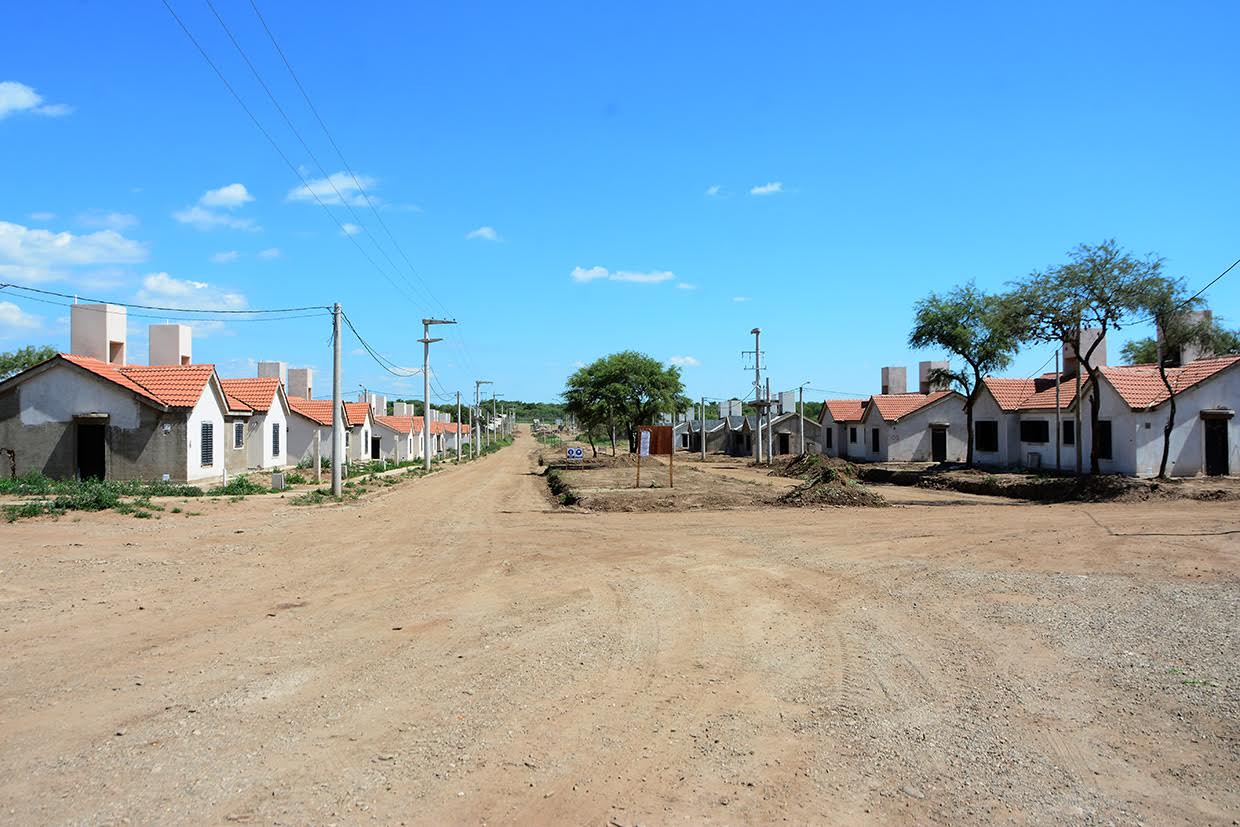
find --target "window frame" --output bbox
[1062,420,1075,446]
[1019,419,1050,444]
[201,421,214,467]
[975,420,999,453]
[870,427,880,453]
[272,422,280,456]
[849,426,857,444]
[233,421,244,449]
[1096,420,1113,460]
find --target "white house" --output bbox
[219,377,290,470]
[975,373,1081,472]
[286,396,336,467]
[818,399,865,459]
[374,415,416,462]
[856,391,966,463]
[343,402,375,461]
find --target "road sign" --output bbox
[639,430,651,457]
[566,446,584,461]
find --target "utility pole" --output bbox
[331,303,343,496]
[456,390,462,464]
[700,395,706,461]
[798,383,806,456]
[746,327,763,464]
[420,318,456,471]
[475,380,492,457]
[1054,351,1062,472]
[492,391,500,444]
[765,377,773,464]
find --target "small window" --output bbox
[1019,420,1050,444]
[1097,420,1112,460]
[825,428,833,449]
[975,420,999,453]
[871,427,880,453]
[272,422,280,456]
[201,422,214,467]
[849,426,857,444]
[345,431,350,447]
[234,422,244,449]
[1063,420,1075,446]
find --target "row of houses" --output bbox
[0,304,470,483]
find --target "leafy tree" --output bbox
[908,284,1022,467]
[1121,317,1240,364]
[1010,240,1163,474]
[0,345,57,381]
[562,351,685,454]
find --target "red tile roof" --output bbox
[868,390,955,422]
[821,399,865,423]
[60,354,165,404]
[219,377,281,412]
[287,396,335,426]
[224,393,253,414]
[59,354,216,409]
[343,402,372,428]
[983,374,1078,412]
[375,414,414,434]
[1100,356,1240,409]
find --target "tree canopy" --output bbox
[0,345,57,381]
[563,351,686,454]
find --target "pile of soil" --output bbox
[772,453,859,480]
[778,467,888,508]
[866,467,1240,504]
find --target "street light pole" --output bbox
[420,318,456,471]
[797,380,812,456]
[474,379,492,457]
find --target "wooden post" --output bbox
[635,441,642,488]
[314,429,322,484]
[669,439,674,488]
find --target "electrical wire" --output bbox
[339,310,422,377]
[0,282,327,315]
[0,290,328,323]
[1128,255,1240,326]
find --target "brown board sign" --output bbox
[639,425,675,456]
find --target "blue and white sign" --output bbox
[639,430,651,457]
[566,446,584,461]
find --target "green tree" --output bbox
[908,284,1022,467]
[1121,317,1240,365]
[1010,240,1163,474]
[0,345,57,381]
[562,351,685,454]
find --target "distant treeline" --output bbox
[389,398,566,422]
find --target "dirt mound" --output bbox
[778,468,888,508]
[771,453,860,480]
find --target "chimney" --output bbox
[778,390,795,415]
[1063,328,1107,377]
[880,366,907,395]
[258,361,287,385]
[371,394,386,416]
[287,367,312,399]
[1157,310,1212,365]
[70,303,127,365]
[149,324,192,366]
[919,360,949,393]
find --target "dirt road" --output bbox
[2,434,1238,824]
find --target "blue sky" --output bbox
[2,1,1238,407]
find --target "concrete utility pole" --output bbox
[475,380,492,457]
[1054,352,1062,472]
[331,303,343,496]
[797,381,811,456]
[492,391,501,444]
[700,395,706,461]
[420,318,456,471]
[456,390,462,464]
[765,377,773,464]
[748,327,763,464]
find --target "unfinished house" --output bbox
[218,377,290,470]
[764,411,822,456]
[818,399,865,458]
[286,397,336,467]
[975,373,1080,472]
[443,421,471,453]
[0,307,234,482]
[343,402,376,461]
[373,415,416,462]
[857,391,965,462]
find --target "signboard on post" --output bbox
[635,425,674,489]
[566,446,584,462]
[639,431,651,456]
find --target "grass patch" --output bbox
[207,476,268,497]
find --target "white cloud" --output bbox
[668,355,699,367]
[749,181,783,196]
[676,282,696,290]
[174,184,258,231]
[210,250,240,264]
[286,171,375,207]
[571,265,675,284]
[732,296,750,303]
[0,82,72,120]
[705,185,722,197]
[28,211,55,222]
[77,209,139,231]
[257,247,281,260]
[135,273,247,337]
[200,183,253,209]
[0,220,148,283]
[465,226,500,242]
[0,301,42,337]
[340,223,363,236]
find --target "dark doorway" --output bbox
[778,433,790,454]
[370,436,381,460]
[931,427,947,462]
[77,423,106,480]
[1204,419,1229,476]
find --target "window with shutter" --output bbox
[272,422,280,456]
[201,422,214,467]
[234,422,244,449]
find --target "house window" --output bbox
[1097,420,1112,460]
[849,426,857,444]
[272,422,280,456]
[345,431,350,447]
[975,420,999,453]
[234,422,244,449]
[870,427,880,453]
[825,428,833,449]
[1019,420,1049,444]
[1063,420,1075,445]
[201,422,214,467]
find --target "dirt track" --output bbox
[2,433,1238,825]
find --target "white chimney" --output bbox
[371,394,386,416]
[1063,329,1107,376]
[287,367,312,399]
[880,366,907,395]
[919,360,950,393]
[149,324,192,366]
[258,361,287,385]
[71,303,127,365]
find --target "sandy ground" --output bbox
[2,433,1239,825]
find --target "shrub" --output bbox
[208,476,268,496]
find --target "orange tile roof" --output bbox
[343,402,372,428]
[868,390,955,422]
[287,396,335,426]
[60,354,164,404]
[224,393,253,414]
[375,414,414,434]
[219,377,281,412]
[983,374,1078,412]
[119,365,216,408]
[821,399,865,423]
[1100,356,1240,409]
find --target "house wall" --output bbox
[185,383,226,482]
[224,416,250,476]
[969,389,1011,468]
[0,363,188,481]
[858,407,888,461]
[1124,365,1240,476]
[241,394,288,470]
[286,414,331,467]
[868,397,968,463]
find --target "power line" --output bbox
[339,311,422,378]
[158,0,425,309]
[0,282,328,316]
